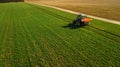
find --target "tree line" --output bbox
[0,0,24,3]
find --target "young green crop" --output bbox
[0,3,120,67]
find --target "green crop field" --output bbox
[0,3,120,67]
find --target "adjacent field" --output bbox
[27,0,120,21]
[0,3,120,67]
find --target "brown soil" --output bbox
[26,0,120,21]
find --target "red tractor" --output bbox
[73,14,92,26]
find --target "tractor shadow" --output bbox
[62,23,83,29]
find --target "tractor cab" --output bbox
[77,14,87,19]
[73,14,92,27]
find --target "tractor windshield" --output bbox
[77,14,87,19]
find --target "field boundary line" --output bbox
[27,2,120,25]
